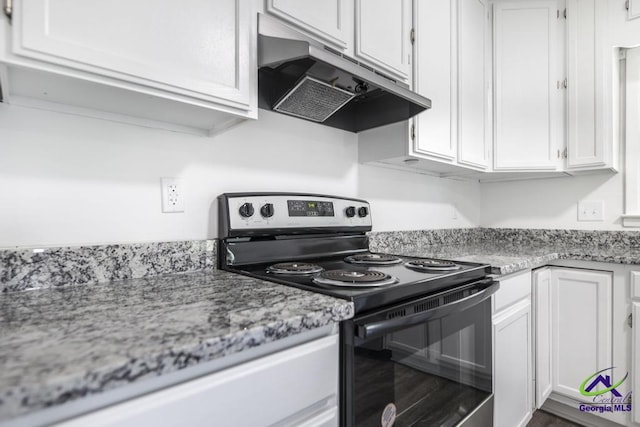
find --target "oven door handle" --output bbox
[355,279,499,340]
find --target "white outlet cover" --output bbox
[161,178,185,213]
[577,200,604,221]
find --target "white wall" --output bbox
[0,105,478,248]
[480,173,624,229]
[359,166,480,231]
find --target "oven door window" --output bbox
[352,299,492,427]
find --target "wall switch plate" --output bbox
[577,200,604,221]
[161,178,184,213]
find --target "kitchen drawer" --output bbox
[493,270,532,314]
[57,335,339,427]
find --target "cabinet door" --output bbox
[566,0,608,170]
[493,299,533,427]
[412,0,457,161]
[550,268,612,401]
[493,1,561,171]
[633,301,640,425]
[266,0,352,50]
[533,268,552,408]
[458,0,490,170]
[354,0,412,81]
[12,0,253,109]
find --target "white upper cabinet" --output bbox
[265,0,412,82]
[354,0,412,82]
[566,0,613,171]
[412,0,457,161]
[458,0,491,170]
[265,0,352,51]
[357,0,491,176]
[493,1,561,171]
[1,0,257,135]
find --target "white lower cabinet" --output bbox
[533,268,553,407]
[56,335,339,427]
[631,272,640,425]
[633,300,640,425]
[493,270,533,427]
[549,268,612,402]
[533,264,637,427]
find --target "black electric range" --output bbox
[217,192,498,427]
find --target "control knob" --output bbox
[260,203,274,218]
[345,206,356,218]
[358,207,369,218]
[239,202,254,218]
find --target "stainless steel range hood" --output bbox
[258,14,431,133]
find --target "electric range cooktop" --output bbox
[217,192,491,313]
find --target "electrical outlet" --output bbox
[161,178,184,213]
[577,200,604,221]
[452,204,458,220]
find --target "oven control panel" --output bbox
[222,193,372,232]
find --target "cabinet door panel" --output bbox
[633,301,640,424]
[494,300,533,427]
[551,268,612,401]
[412,0,456,161]
[355,0,412,81]
[533,268,552,408]
[458,0,490,169]
[14,0,252,107]
[266,0,351,49]
[493,1,560,170]
[566,0,607,169]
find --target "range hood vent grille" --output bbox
[273,76,355,122]
[258,13,431,133]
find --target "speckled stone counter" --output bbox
[369,228,640,275]
[1,240,216,293]
[0,270,354,423]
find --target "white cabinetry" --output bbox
[533,268,553,407]
[493,270,533,427]
[550,268,612,402]
[532,263,634,427]
[566,0,613,171]
[265,0,412,83]
[265,0,352,51]
[412,0,457,162]
[57,335,339,427]
[631,271,640,425]
[493,1,561,171]
[458,0,491,170]
[0,0,257,135]
[354,0,412,82]
[357,0,490,176]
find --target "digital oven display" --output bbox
[287,200,335,217]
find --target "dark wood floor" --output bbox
[527,410,584,427]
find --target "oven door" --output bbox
[341,279,498,427]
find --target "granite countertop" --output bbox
[0,270,354,423]
[380,242,640,275]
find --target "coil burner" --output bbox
[267,262,324,275]
[405,259,462,272]
[313,269,398,287]
[344,254,403,265]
